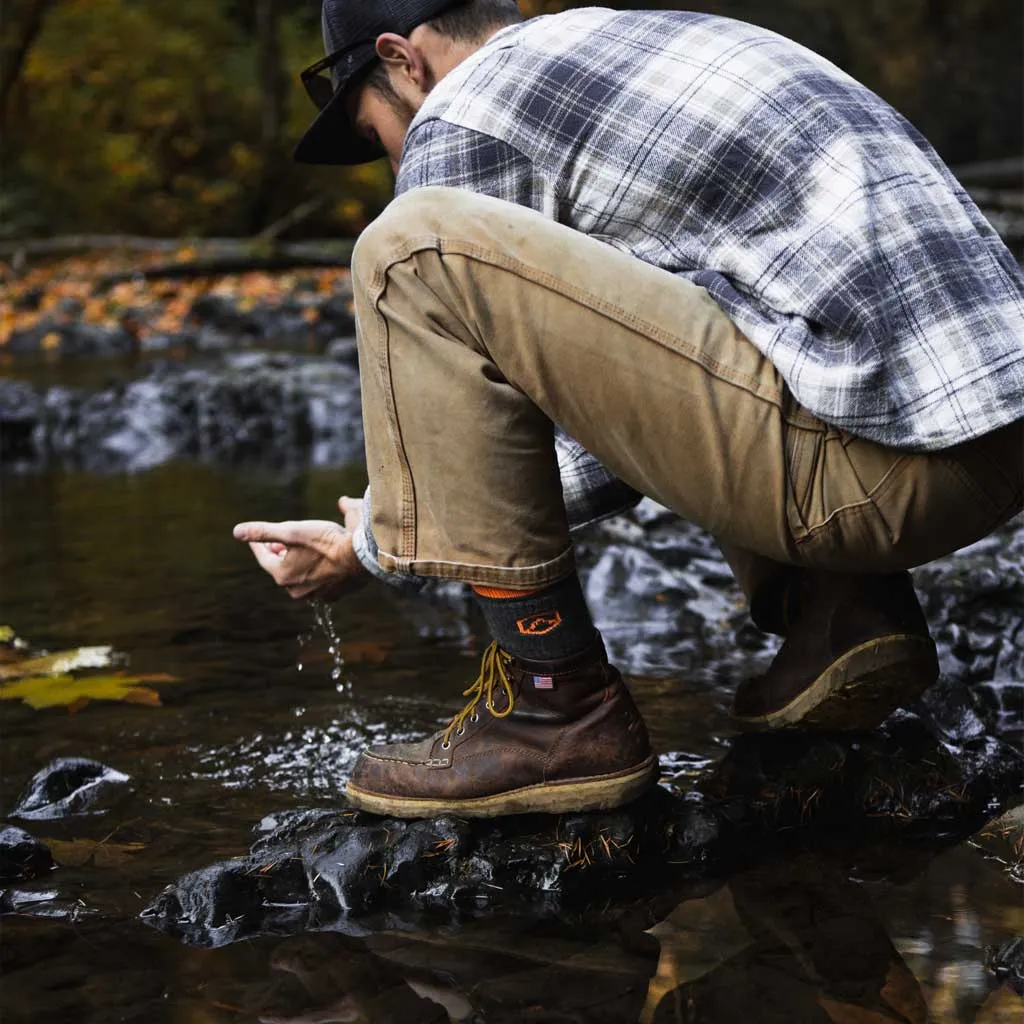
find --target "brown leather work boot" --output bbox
[345,635,658,818]
[732,570,939,731]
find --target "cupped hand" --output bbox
[233,496,369,601]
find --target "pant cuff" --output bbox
[377,546,577,587]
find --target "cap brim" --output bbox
[293,42,385,166]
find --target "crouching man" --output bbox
[236,1,1024,818]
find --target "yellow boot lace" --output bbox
[440,641,515,749]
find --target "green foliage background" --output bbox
[2,0,1020,239]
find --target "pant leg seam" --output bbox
[373,233,784,411]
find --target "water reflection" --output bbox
[152,846,1017,1023]
[644,855,930,1023]
[1,463,1022,1023]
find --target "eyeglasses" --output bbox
[300,45,359,110]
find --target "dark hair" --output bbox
[426,0,522,42]
[363,61,404,111]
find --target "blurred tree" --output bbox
[0,0,60,132]
[1,1,1019,241]
[252,0,289,232]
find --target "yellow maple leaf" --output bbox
[0,672,177,711]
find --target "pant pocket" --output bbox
[789,423,911,570]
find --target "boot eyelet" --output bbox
[457,725,466,737]
[470,714,480,723]
[441,740,451,750]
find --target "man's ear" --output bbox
[375,33,430,92]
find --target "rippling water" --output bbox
[1,463,1021,1023]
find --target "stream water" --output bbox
[1,460,1021,1023]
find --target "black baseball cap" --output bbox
[294,0,465,165]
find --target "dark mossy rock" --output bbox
[317,294,356,335]
[0,379,42,463]
[6,322,135,357]
[141,677,1023,948]
[0,826,54,881]
[986,937,1024,996]
[9,757,131,821]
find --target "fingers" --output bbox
[235,516,362,600]
[233,521,300,545]
[338,495,363,531]
[234,519,345,555]
[248,541,287,578]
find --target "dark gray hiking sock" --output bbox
[472,573,596,660]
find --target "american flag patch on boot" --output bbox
[533,675,554,689]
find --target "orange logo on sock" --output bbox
[516,611,563,636]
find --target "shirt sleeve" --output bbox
[554,429,644,530]
[395,118,557,217]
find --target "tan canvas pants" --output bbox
[351,187,1024,609]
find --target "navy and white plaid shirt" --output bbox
[354,6,1024,586]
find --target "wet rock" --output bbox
[571,506,776,680]
[10,758,131,821]
[7,321,135,357]
[0,353,363,472]
[704,706,1023,835]
[973,804,1024,883]
[142,683,1022,948]
[318,294,356,335]
[916,515,1024,688]
[182,290,353,348]
[188,293,259,334]
[0,826,54,881]
[325,336,359,366]
[0,379,43,462]
[986,937,1024,996]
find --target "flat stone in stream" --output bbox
[141,679,1023,948]
[0,826,54,881]
[9,757,131,821]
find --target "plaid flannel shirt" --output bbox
[353,6,1024,587]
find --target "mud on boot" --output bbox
[733,570,939,731]
[345,635,658,818]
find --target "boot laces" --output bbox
[441,641,515,748]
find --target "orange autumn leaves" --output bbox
[0,252,352,349]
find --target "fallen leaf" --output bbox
[120,686,162,707]
[0,672,177,711]
[47,839,145,869]
[0,645,116,682]
[338,641,392,665]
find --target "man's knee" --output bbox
[351,187,475,283]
